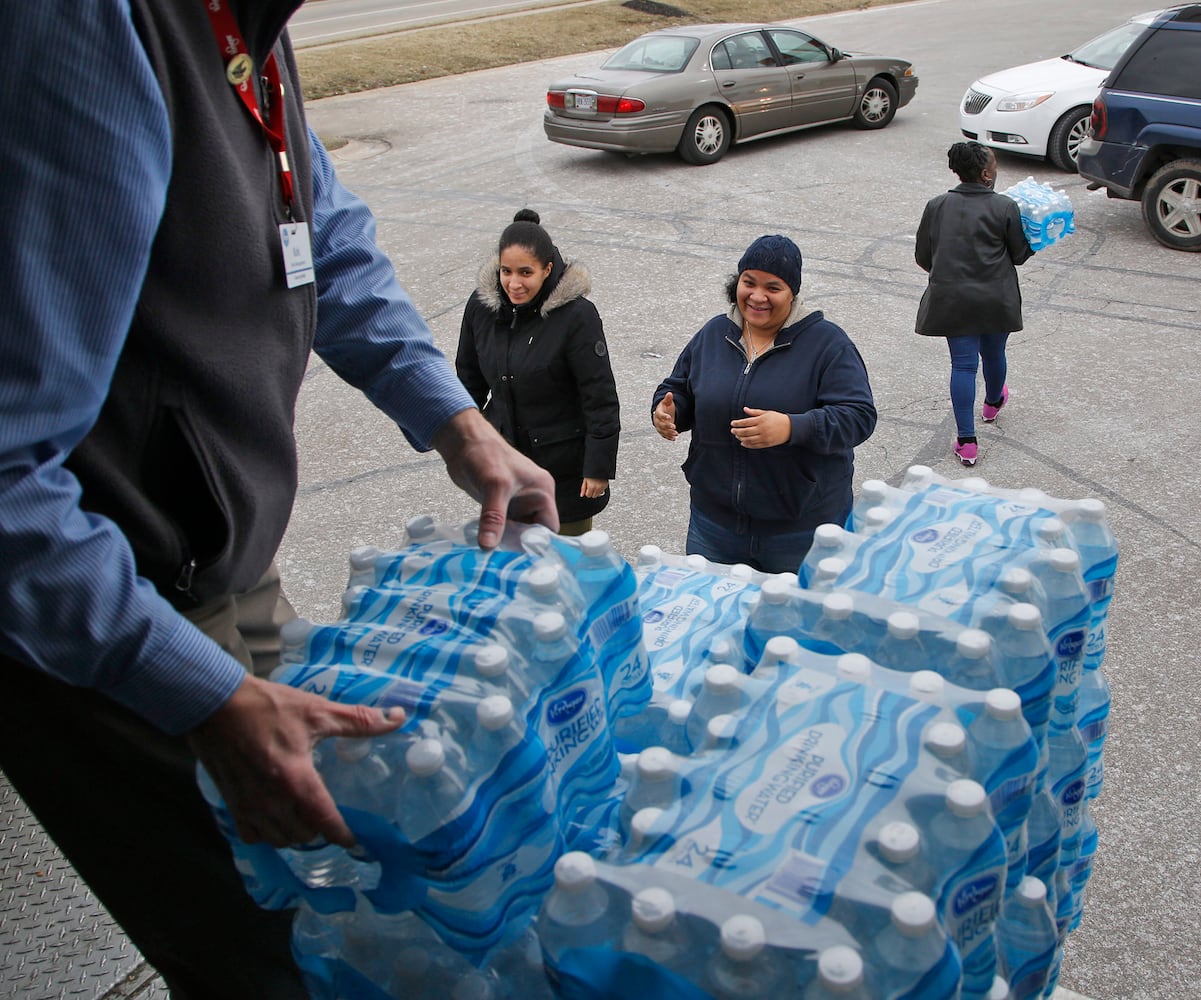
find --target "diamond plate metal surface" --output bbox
[0,775,167,999]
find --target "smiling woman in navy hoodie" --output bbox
[652,235,877,574]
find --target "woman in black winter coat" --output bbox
[456,210,620,535]
[916,141,1033,468]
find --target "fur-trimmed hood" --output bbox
[474,252,592,318]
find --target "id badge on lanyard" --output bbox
[203,0,314,288]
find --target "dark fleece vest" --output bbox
[65,0,316,608]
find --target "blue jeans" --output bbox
[686,505,821,576]
[947,333,1009,438]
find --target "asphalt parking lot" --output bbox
[3,0,1197,997]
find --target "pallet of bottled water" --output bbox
[1002,177,1076,251]
[196,472,1115,1000]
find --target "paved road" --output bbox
[3,0,1197,997]
[288,0,594,45]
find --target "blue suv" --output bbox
[1076,4,1201,250]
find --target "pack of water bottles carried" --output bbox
[196,515,653,973]
[198,469,1116,1000]
[1001,177,1076,251]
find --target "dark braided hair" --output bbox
[498,208,555,266]
[947,141,992,183]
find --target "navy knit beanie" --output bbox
[737,235,802,294]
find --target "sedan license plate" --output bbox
[570,93,596,111]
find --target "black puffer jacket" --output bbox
[456,250,620,522]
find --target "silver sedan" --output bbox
[544,22,918,165]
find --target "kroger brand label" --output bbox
[540,676,608,779]
[944,868,1003,957]
[733,725,851,834]
[642,595,707,651]
[905,514,993,574]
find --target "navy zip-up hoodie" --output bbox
[652,303,876,532]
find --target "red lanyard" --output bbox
[202,0,295,213]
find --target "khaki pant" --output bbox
[0,565,309,1000]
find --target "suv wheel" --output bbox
[1141,159,1201,251]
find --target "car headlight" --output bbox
[996,92,1054,112]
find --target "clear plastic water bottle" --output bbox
[945,628,998,690]
[995,876,1057,1000]
[621,886,692,977]
[466,695,526,775]
[620,747,679,835]
[622,805,667,856]
[398,737,470,844]
[868,891,961,999]
[686,664,745,750]
[967,688,1039,896]
[538,853,621,976]
[811,591,862,655]
[704,914,789,999]
[1069,809,1099,932]
[874,611,929,673]
[470,643,531,705]
[1023,781,1062,910]
[485,921,554,1000]
[1045,717,1088,930]
[1031,548,1089,724]
[1065,499,1118,667]
[529,610,577,687]
[922,779,1006,997]
[980,603,1054,751]
[1076,661,1111,801]
[923,720,974,779]
[873,820,937,897]
[909,669,947,704]
[321,734,397,815]
[745,575,805,664]
[808,556,849,592]
[805,944,872,999]
[752,634,802,681]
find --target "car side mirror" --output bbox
[829,46,843,61]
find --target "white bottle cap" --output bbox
[947,779,989,817]
[1000,567,1035,596]
[814,556,847,582]
[705,663,740,694]
[763,634,800,664]
[473,644,510,678]
[405,738,446,777]
[909,670,945,701]
[708,636,735,663]
[405,515,437,541]
[685,553,709,571]
[1074,498,1106,521]
[864,506,892,531]
[579,529,611,556]
[523,563,562,596]
[961,476,990,494]
[760,575,792,605]
[813,523,845,549]
[637,544,663,567]
[924,721,966,758]
[279,616,315,648]
[987,975,1012,1000]
[1018,875,1048,905]
[1008,603,1043,631]
[905,464,934,486]
[334,737,371,763]
[553,851,597,890]
[877,821,921,864]
[1049,548,1081,573]
[729,563,755,581]
[719,914,766,961]
[706,714,738,744]
[533,610,568,642]
[822,591,854,621]
[860,479,888,504]
[347,545,383,572]
[887,610,920,640]
[667,699,692,726]
[636,746,677,782]
[630,807,664,845]
[836,652,873,682]
[477,695,515,731]
[631,887,676,934]
[1017,487,1049,506]
[1037,518,1066,544]
[985,688,1022,721]
[817,945,864,989]
[956,629,991,660]
[891,891,937,935]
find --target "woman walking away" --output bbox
[652,235,876,574]
[457,209,620,535]
[916,141,1033,467]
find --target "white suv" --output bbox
[959,9,1162,171]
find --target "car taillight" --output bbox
[547,91,565,109]
[1089,97,1107,140]
[596,96,646,114]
